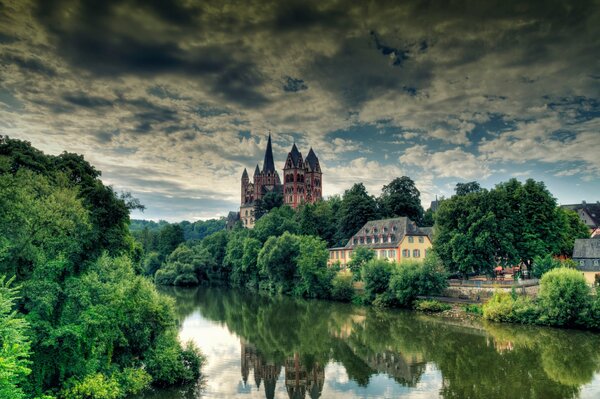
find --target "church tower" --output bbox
[305,148,322,203]
[283,143,305,209]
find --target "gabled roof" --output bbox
[573,237,600,258]
[344,217,429,249]
[305,147,320,172]
[561,202,600,228]
[262,134,276,173]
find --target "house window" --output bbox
[367,237,372,244]
[413,249,420,258]
[360,237,364,244]
[383,227,388,233]
[341,252,345,259]
[353,238,358,245]
[388,250,396,258]
[580,260,585,266]
[374,237,379,243]
[380,250,386,258]
[594,260,599,267]
[348,250,353,259]
[373,228,378,233]
[330,252,334,259]
[408,236,414,243]
[402,249,410,257]
[419,236,424,243]
[336,251,339,259]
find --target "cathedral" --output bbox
[239,134,323,228]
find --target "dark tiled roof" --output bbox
[262,134,276,173]
[419,226,434,240]
[573,238,600,258]
[343,217,429,249]
[305,148,319,172]
[289,143,302,167]
[561,202,600,227]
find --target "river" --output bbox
[137,286,600,399]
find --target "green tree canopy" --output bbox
[379,176,424,222]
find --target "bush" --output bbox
[482,291,539,324]
[331,271,354,302]
[388,261,422,307]
[538,268,591,327]
[414,299,451,313]
[144,332,204,386]
[362,259,393,302]
[462,304,483,316]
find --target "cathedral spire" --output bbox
[242,168,248,179]
[254,164,260,176]
[262,134,276,173]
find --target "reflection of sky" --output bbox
[323,363,442,399]
[178,309,445,398]
[581,374,600,399]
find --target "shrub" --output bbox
[462,304,483,316]
[362,259,393,302]
[482,291,539,324]
[415,299,451,313]
[331,271,354,302]
[531,254,561,278]
[347,247,375,279]
[388,261,422,307]
[62,373,122,399]
[538,268,591,327]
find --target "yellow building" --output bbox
[328,217,433,268]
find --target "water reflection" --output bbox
[146,286,600,399]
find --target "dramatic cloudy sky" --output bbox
[1,0,599,221]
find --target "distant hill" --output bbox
[130,218,226,241]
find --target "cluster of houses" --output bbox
[567,202,600,284]
[324,201,600,285]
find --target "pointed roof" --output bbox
[242,168,248,178]
[262,134,276,173]
[306,147,319,171]
[254,164,260,176]
[288,142,302,167]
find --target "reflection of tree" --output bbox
[167,287,600,399]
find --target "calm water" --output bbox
[138,287,600,399]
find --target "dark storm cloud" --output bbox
[32,0,268,107]
[283,76,308,92]
[370,31,409,66]
[273,1,346,30]
[1,53,57,76]
[63,93,113,108]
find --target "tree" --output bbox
[254,191,284,219]
[362,259,393,302]
[338,184,377,241]
[295,236,334,299]
[0,277,31,399]
[379,176,424,222]
[455,181,482,196]
[257,232,301,294]
[347,247,375,278]
[157,224,185,260]
[253,206,300,243]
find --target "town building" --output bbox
[561,201,600,237]
[239,134,322,228]
[328,217,433,268]
[573,236,600,285]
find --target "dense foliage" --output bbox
[483,268,599,329]
[434,179,589,277]
[0,137,203,398]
